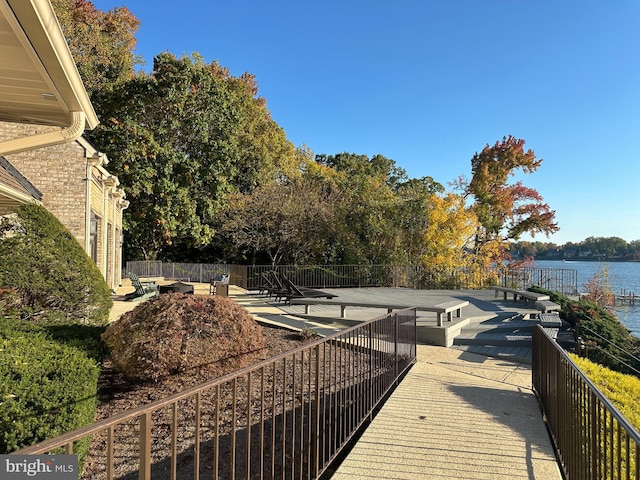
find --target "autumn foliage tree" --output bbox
[51,0,140,95]
[420,192,479,286]
[582,264,616,312]
[464,136,559,267]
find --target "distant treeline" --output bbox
[512,236,640,261]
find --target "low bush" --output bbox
[0,318,100,454]
[0,203,112,325]
[102,293,267,381]
[531,286,640,374]
[570,353,640,432]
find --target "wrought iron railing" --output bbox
[13,309,417,480]
[532,326,640,479]
[125,261,579,294]
[496,266,578,295]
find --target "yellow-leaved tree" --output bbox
[420,192,480,288]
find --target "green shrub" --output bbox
[0,318,100,454]
[531,286,640,374]
[0,203,112,325]
[102,293,267,381]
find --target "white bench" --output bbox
[288,298,469,327]
[539,312,563,327]
[535,300,561,313]
[490,286,550,303]
[430,300,470,326]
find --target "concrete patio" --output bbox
[110,281,562,479]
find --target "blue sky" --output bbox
[91,0,640,245]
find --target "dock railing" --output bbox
[13,309,417,480]
[532,326,640,479]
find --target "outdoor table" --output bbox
[159,281,194,294]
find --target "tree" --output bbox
[88,53,296,259]
[314,153,412,265]
[417,192,480,287]
[393,177,444,264]
[220,162,340,265]
[581,236,629,258]
[582,264,616,311]
[219,151,441,266]
[51,0,141,95]
[465,136,558,265]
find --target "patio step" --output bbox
[451,344,533,364]
[451,314,534,364]
[453,331,532,347]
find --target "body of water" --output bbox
[534,260,640,337]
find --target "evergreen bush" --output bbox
[0,203,112,325]
[531,286,640,374]
[0,318,100,454]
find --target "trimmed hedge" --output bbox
[0,203,112,325]
[0,318,100,454]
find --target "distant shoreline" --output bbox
[530,257,640,263]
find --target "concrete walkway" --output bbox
[330,345,561,479]
[109,282,562,479]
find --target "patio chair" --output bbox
[125,272,159,301]
[257,272,279,296]
[269,271,293,302]
[128,272,158,289]
[209,273,230,295]
[280,275,338,303]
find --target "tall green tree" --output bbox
[89,53,296,259]
[315,153,412,264]
[394,176,444,264]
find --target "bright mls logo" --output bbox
[0,455,77,479]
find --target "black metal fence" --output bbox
[125,261,578,294]
[15,309,417,480]
[532,326,640,479]
[496,266,578,296]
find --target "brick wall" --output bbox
[0,122,87,242]
[0,121,127,290]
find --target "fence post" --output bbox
[394,314,399,383]
[139,412,151,480]
[368,323,374,420]
[313,344,321,478]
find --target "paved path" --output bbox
[109,282,562,479]
[330,345,561,479]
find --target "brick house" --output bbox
[0,0,127,290]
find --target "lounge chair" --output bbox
[257,272,278,296]
[126,272,159,301]
[280,275,338,303]
[267,271,291,302]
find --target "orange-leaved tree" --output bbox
[463,135,559,269]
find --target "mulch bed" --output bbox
[80,324,326,479]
